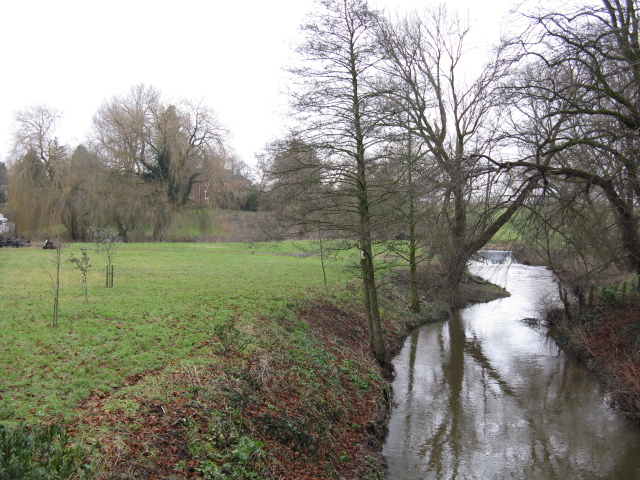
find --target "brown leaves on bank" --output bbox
[69,299,389,479]
[568,301,640,422]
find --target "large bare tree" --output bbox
[7,106,69,237]
[11,105,65,184]
[91,84,226,240]
[494,0,640,285]
[378,7,537,303]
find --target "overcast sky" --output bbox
[0,0,513,168]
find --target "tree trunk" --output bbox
[443,252,469,306]
[407,146,420,313]
[357,158,386,365]
[361,253,375,350]
[409,236,420,313]
[361,243,386,364]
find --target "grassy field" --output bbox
[0,241,354,422]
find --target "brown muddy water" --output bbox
[383,253,640,479]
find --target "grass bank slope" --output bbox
[1,242,347,420]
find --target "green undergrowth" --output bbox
[0,423,98,479]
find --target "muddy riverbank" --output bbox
[551,300,640,422]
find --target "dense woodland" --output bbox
[3,0,640,363]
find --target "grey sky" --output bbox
[0,0,512,167]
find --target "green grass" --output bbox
[166,208,227,238]
[490,222,523,244]
[0,241,354,422]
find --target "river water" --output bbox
[383,253,640,479]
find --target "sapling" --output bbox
[40,237,64,326]
[69,248,92,302]
[89,226,118,287]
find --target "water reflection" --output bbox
[383,261,640,479]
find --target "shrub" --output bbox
[599,286,618,306]
[210,318,245,356]
[0,423,96,480]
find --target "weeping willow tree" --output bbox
[6,106,99,240]
[7,146,67,238]
[91,84,227,240]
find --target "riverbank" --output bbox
[67,292,393,479]
[67,271,507,479]
[551,300,640,423]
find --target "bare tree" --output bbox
[40,238,64,326]
[210,153,253,211]
[69,248,93,302]
[285,0,391,365]
[494,0,640,287]
[90,227,118,288]
[8,107,116,241]
[258,137,325,238]
[91,85,226,240]
[7,106,68,237]
[377,134,434,312]
[11,105,64,182]
[378,6,536,303]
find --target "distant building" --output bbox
[185,169,252,210]
[0,213,13,235]
[187,179,211,208]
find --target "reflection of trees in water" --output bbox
[388,270,640,479]
[416,312,520,478]
[422,316,467,478]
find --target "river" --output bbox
[383,252,640,479]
